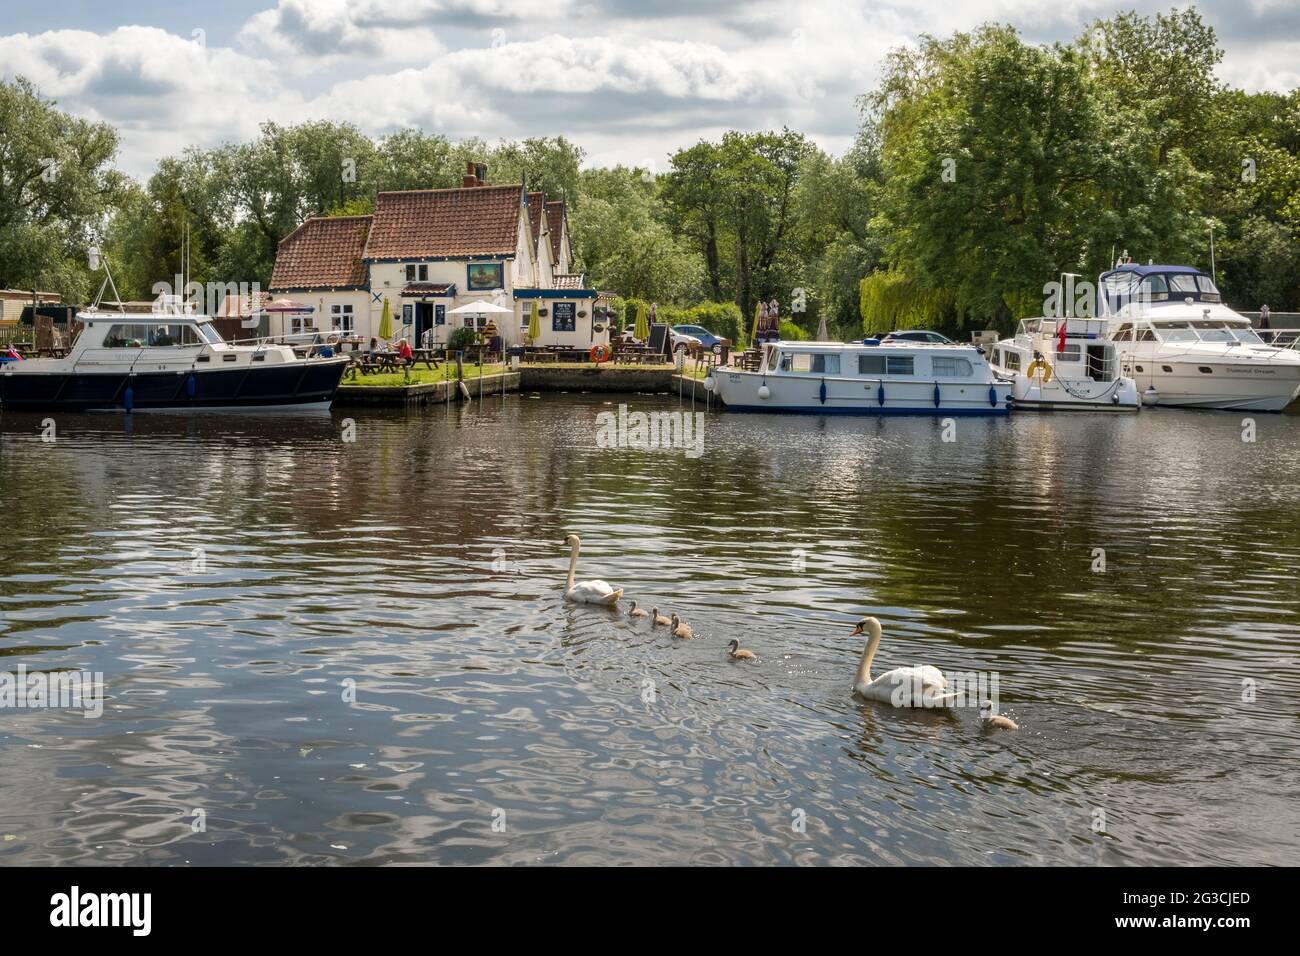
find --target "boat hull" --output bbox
[1007,375,1140,412]
[1119,357,1300,412]
[710,369,1012,415]
[0,358,349,412]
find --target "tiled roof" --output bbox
[527,191,545,245]
[545,201,565,261]
[270,216,371,291]
[400,282,456,297]
[553,273,586,290]
[365,184,523,261]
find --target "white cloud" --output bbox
[0,1,1295,181]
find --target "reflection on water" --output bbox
[1,396,1298,865]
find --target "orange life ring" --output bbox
[590,344,611,363]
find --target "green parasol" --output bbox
[378,296,394,340]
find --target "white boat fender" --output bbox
[1142,386,1159,406]
[703,375,716,391]
[757,382,770,400]
[458,380,472,401]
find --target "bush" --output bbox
[447,327,479,351]
[686,302,745,344]
[779,320,808,341]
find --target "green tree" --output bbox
[0,77,126,301]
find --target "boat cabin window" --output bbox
[1056,344,1082,362]
[1196,275,1221,302]
[930,356,973,377]
[1113,323,1133,342]
[1169,275,1199,295]
[857,354,914,375]
[1154,321,1198,343]
[1000,350,1021,372]
[1138,276,1169,301]
[1136,325,1158,343]
[809,353,840,374]
[102,323,205,348]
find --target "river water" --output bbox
[1,393,1297,866]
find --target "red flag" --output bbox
[1057,319,1067,353]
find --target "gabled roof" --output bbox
[553,273,586,290]
[365,184,524,261]
[527,191,546,245]
[545,200,566,261]
[270,216,371,291]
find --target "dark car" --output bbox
[882,330,953,344]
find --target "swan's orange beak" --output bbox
[850,623,863,636]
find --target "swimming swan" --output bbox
[851,616,956,707]
[651,608,672,627]
[562,534,623,606]
[628,600,649,618]
[670,613,694,639]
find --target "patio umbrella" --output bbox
[815,314,830,341]
[527,301,540,343]
[751,301,764,344]
[634,302,649,342]
[378,296,394,341]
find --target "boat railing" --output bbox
[1258,329,1300,350]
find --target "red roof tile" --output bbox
[553,273,586,290]
[365,184,523,261]
[270,216,371,291]
[545,201,566,262]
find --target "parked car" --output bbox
[881,330,953,344]
[670,324,730,354]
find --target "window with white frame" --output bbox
[331,304,354,333]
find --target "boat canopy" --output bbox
[1099,264,1222,310]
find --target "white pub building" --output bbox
[268,162,607,350]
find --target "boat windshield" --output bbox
[1230,326,1264,345]
[1191,321,1236,343]
[197,323,224,345]
[1154,321,1198,343]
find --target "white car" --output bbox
[669,328,702,353]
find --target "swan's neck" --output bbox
[565,542,579,591]
[854,628,881,686]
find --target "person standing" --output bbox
[1259,304,1271,330]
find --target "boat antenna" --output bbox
[1209,224,1217,285]
[88,242,125,314]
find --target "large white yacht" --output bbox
[705,339,1012,415]
[0,298,349,412]
[1098,263,1300,411]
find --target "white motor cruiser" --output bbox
[990,317,1139,411]
[1098,263,1300,411]
[705,339,1012,415]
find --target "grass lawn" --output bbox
[347,363,506,387]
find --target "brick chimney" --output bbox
[462,160,477,188]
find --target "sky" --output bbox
[2,0,1298,181]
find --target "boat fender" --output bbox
[757,383,770,400]
[877,382,885,407]
[186,373,197,398]
[988,385,997,407]
[933,382,941,408]
[123,385,133,413]
[458,380,472,401]
[703,375,716,391]
[819,378,827,405]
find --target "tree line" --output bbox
[1,6,1296,338]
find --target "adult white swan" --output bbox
[562,533,623,606]
[851,617,957,708]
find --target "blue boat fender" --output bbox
[123,385,133,412]
[187,373,197,398]
[819,378,827,405]
[988,385,997,407]
[933,382,941,407]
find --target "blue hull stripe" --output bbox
[722,404,1009,416]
